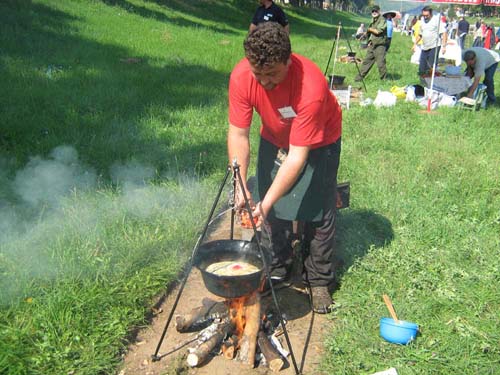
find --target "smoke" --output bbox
[0,146,211,304]
[13,145,97,208]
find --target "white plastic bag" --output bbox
[438,93,457,107]
[406,86,416,102]
[417,89,456,109]
[374,91,397,108]
[410,47,421,65]
[417,96,438,110]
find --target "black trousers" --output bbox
[260,139,341,287]
[419,46,440,75]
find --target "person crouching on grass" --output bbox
[227,22,342,314]
[463,47,500,106]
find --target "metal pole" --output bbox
[152,166,232,361]
[427,14,443,112]
[330,22,342,90]
[230,163,236,240]
[323,35,337,76]
[233,162,301,375]
[340,23,368,92]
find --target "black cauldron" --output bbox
[193,240,269,298]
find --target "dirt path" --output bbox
[120,212,331,375]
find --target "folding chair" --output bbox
[457,85,487,111]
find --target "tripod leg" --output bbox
[341,25,367,92]
[233,165,301,375]
[152,167,232,361]
[323,37,337,77]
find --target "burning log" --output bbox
[175,298,227,333]
[187,320,233,367]
[257,331,285,372]
[238,292,261,368]
[221,334,239,360]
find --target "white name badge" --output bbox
[278,106,297,119]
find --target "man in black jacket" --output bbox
[457,16,470,49]
[250,0,289,34]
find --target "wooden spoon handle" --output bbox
[383,294,400,324]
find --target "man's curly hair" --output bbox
[244,22,291,68]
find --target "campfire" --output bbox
[176,291,287,372]
[150,164,308,373]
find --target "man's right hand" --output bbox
[234,184,254,210]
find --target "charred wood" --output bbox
[221,334,239,360]
[257,331,284,372]
[175,298,227,332]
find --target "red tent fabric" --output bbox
[483,0,500,6]
[431,0,482,4]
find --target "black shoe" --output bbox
[310,286,334,314]
[260,263,293,294]
[260,275,292,294]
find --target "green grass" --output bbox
[1,1,499,374]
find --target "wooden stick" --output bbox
[175,298,227,332]
[221,335,239,360]
[257,331,284,372]
[382,294,400,324]
[186,321,233,367]
[238,292,261,368]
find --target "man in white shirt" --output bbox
[412,6,447,75]
[463,47,500,105]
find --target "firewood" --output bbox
[186,321,233,367]
[175,298,227,332]
[221,335,239,360]
[238,292,261,368]
[257,331,284,372]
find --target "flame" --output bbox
[229,296,247,339]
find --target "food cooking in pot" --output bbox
[205,260,259,276]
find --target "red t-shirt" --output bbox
[228,53,342,150]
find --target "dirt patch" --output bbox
[120,212,332,375]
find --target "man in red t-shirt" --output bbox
[227,23,342,314]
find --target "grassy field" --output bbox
[1,1,499,374]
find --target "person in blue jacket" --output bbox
[384,11,396,52]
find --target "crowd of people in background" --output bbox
[397,8,499,105]
[401,11,499,52]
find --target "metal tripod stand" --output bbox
[151,160,302,374]
[324,21,367,92]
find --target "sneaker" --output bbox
[310,286,334,314]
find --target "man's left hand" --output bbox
[252,201,269,222]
